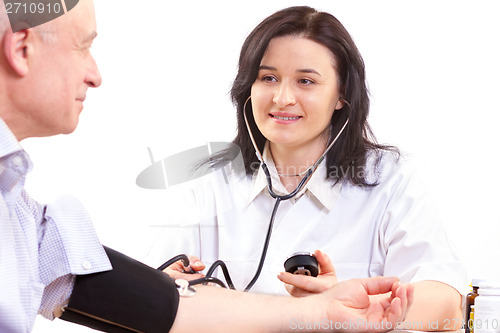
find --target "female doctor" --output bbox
[153,6,466,329]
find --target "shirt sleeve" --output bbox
[37,194,112,319]
[379,159,468,295]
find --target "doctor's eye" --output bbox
[260,75,278,83]
[298,78,315,85]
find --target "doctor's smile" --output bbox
[269,112,302,123]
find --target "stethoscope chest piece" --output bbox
[175,279,197,297]
[284,252,319,277]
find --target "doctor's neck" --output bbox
[269,139,327,190]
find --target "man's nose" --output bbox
[85,55,102,88]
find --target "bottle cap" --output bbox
[478,280,500,295]
[471,278,488,287]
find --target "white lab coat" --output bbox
[147,147,467,295]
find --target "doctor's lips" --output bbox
[270,112,302,123]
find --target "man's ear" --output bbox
[2,29,32,76]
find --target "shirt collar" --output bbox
[0,117,32,195]
[247,141,342,210]
[0,117,23,159]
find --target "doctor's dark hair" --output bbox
[219,6,398,186]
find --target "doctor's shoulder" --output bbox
[341,149,418,193]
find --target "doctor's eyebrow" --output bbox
[258,65,322,76]
[297,69,321,76]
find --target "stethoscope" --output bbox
[158,96,350,291]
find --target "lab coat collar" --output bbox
[248,141,341,210]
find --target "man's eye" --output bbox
[80,47,90,55]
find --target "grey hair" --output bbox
[34,28,58,43]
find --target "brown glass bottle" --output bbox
[465,279,484,333]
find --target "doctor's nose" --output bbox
[273,83,296,108]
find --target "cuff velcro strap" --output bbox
[60,246,179,332]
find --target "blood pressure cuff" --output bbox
[60,246,179,332]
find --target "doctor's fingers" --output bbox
[278,272,336,295]
[314,249,337,277]
[163,267,205,281]
[284,283,309,297]
[164,256,205,273]
[187,255,205,272]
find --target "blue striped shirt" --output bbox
[0,118,112,332]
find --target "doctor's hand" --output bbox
[278,250,337,297]
[162,255,205,281]
[315,277,413,332]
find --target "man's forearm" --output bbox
[170,277,411,333]
[170,285,320,333]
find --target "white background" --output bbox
[29,0,500,331]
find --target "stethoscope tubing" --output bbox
[242,96,350,291]
[158,96,349,291]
